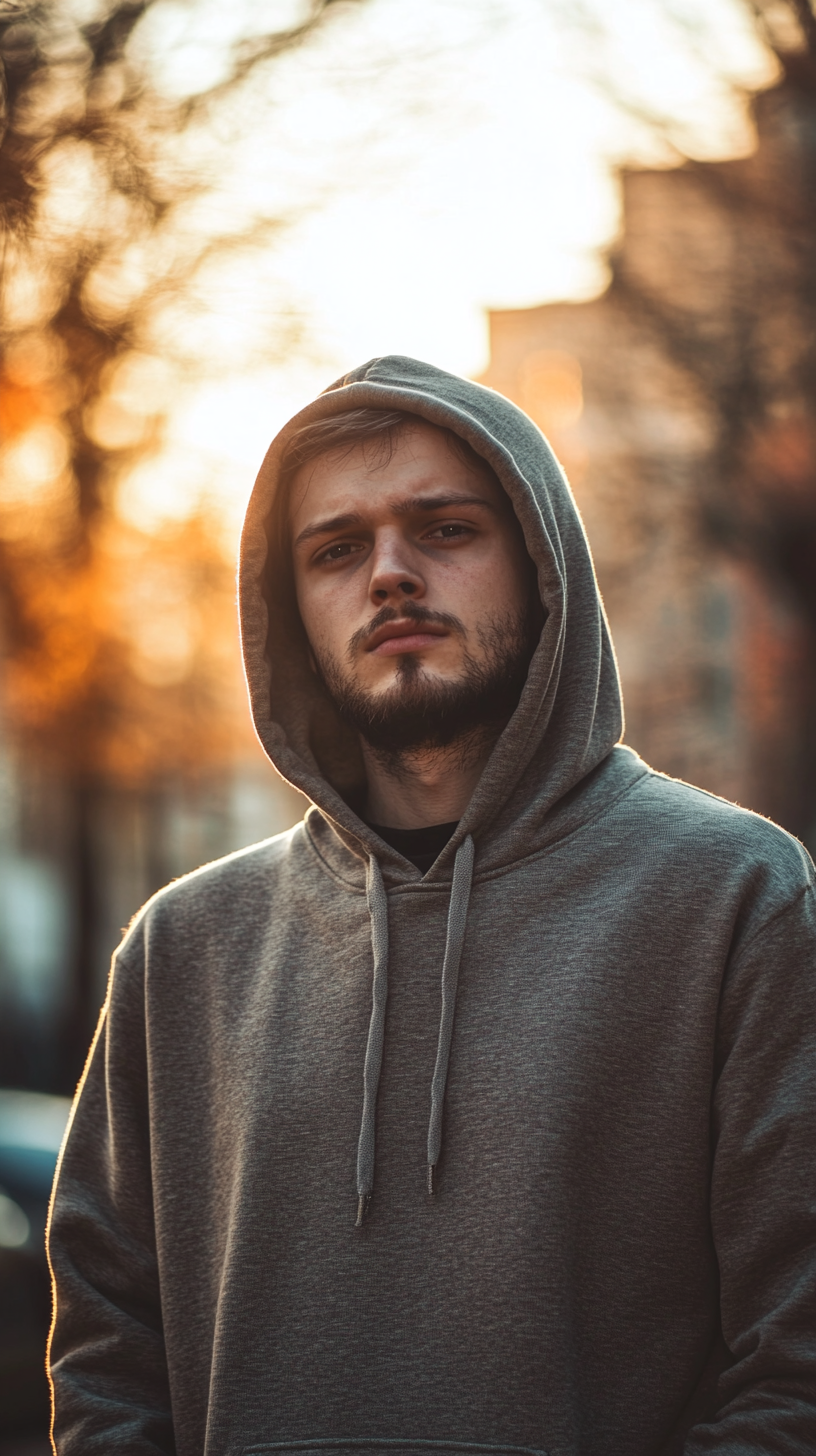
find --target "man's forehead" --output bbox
[288,424,506,526]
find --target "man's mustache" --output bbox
[347,602,465,659]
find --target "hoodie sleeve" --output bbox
[684,881,816,1452]
[47,932,174,1456]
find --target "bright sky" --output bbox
[119,0,776,539]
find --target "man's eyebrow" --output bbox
[293,495,497,550]
[294,512,364,549]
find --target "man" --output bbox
[48,356,815,1455]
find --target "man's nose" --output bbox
[368,534,425,606]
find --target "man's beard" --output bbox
[315,600,539,757]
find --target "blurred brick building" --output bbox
[479,79,816,847]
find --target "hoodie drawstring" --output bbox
[356,854,390,1228]
[355,834,475,1227]
[427,833,474,1194]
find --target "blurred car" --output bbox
[0,1090,71,1440]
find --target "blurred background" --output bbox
[0,0,814,1445]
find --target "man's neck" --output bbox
[361,730,496,829]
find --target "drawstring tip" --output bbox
[427,1164,435,1196]
[355,1194,369,1228]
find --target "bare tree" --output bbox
[541,0,816,835]
[611,4,816,586]
[606,0,816,835]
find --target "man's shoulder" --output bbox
[120,819,313,951]
[168,819,308,890]
[619,761,814,899]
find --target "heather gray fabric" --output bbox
[48,356,816,1456]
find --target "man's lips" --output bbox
[365,619,450,655]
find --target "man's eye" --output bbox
[426,523,471,540]
[319,542,358,563]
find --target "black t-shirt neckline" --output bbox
[365,819,459,874]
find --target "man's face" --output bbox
[289,422,538,752]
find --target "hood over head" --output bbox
[239,354,624,878]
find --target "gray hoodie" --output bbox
[48,357,816,1456]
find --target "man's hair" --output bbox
[278,406,497,496]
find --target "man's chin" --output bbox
[329,665,522,756]
[361,661,454,702]
[317,604,535,755]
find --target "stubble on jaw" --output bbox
[313,599,538,778]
